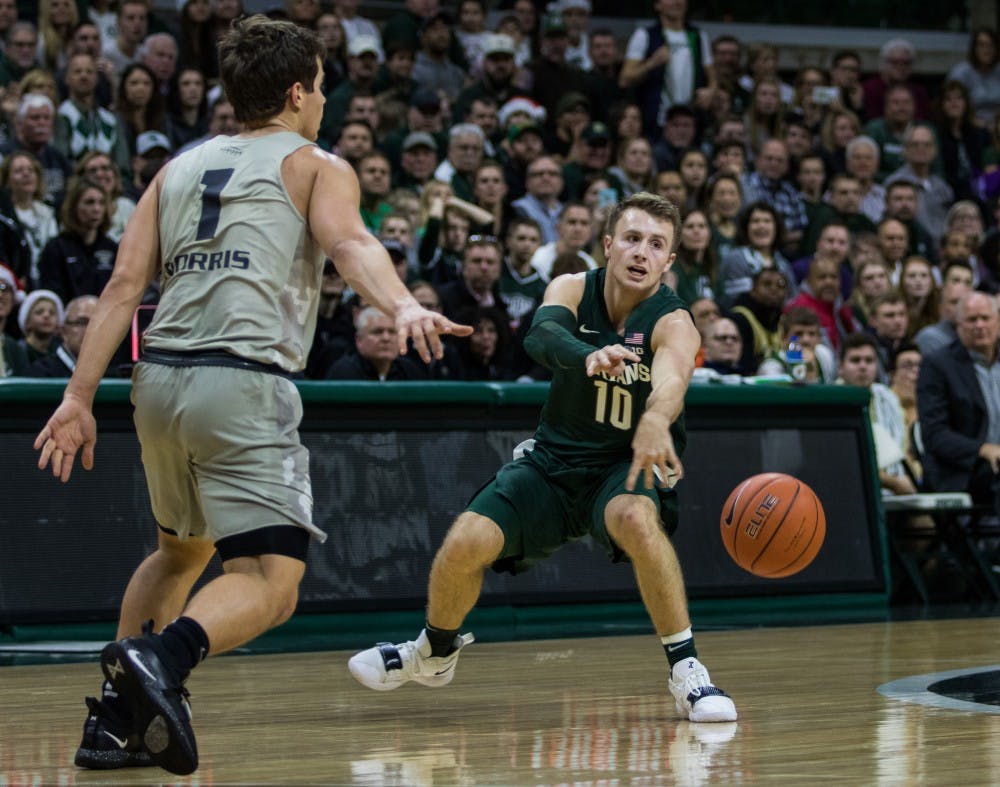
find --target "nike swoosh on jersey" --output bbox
[579,324,600,334]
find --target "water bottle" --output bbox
[787,335,807,383]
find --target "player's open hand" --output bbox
[33,395,97,483]
[626,411,683,491]
[395,303,473,363]
[585,344,640,378]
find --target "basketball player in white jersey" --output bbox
[34,16,470,776]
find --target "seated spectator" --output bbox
[651,104,697,173]
[499,216,545,331]
[0,22,40,87]
[16,287,63,364]
[845,135,886,224]
[837,331,916,496]
[743,79,784,159]
[0,264,27,376]
[452,304,514,380]
[678,148,709,210]
[885,125,954,244]
[434,123,486,202]
[877,217,910,283]
[830,49,865,120]
[546,90,591,159]
[758,306,837,382]
[717,200,797,309]
[729,267,788,373]
[561,121,615,202]
[863,83,915,181]
[653,169,687,211]
[102,0,148,80]
[889,341,924,483]
[318,35,380,149]
[438,235,510,324]
[819,108,861,177]
[698,316,749,376]
[471,160,509,237]
[357,151,393,233]
[914,279,972,358]
[502,121,545,201]
[935,80,990,203]
[380,211,417,270]
[867,290,909,382]
[75,151,135,243]
[412,10,466,104]
[1,150,57,288]
[792,221,853,297]
[394,131,439,192]
[417,190,493,285]
[25,294,100,377]
[737,43,794,105]
[667,208,715,306]
[37,176,117,303]
[804,174,878,257]
[530,202,596,281]
[306,259,355,379]
[883,180,936,263]
[899,255,939,338]
[849,258,894,328]
[917,291,1000,506]
[1,93,72,207]
[325,306,429,381]
[713,139,748,180]
[166,67,210,151]
[529,13,593,134]
[741,139,808,258]
[705,172,742,260]
[785,255,859,353]
[861,38,931,121]
[609,136,655,198]
[797,153,827,228]
[513,155,565,245]
[115,63,166,157]
[332,119,373,169]
[948,28,1000,126]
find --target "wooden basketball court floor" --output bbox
[3,616,1000,785]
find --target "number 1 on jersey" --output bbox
[197,168,235,241]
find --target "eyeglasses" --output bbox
[711,334,740,343]
[895,360,921,370]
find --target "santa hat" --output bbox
[18,288,64,334]
[0,263,24,304]
[498,96,547,128]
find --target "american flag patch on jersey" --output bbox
[624,332,644,345]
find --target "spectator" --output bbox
[394,131,438,192]
[177,0,217,82]
[126,129,172,200]
[758,306,837,382]
[471,160,508,236]
[499,216,544,330]
[381,89,446,169]
[102,0,148,79]
[451,304,513,380]
[797,153,827,226]
[333,119,373,169]
[37,176,117,302]
[848,258,893,328]
[830,49,866,120]
[357,151,393,233]
[845,135,886,224]
[867,291,910,383]
[1,150,56,287]
[885,124,954,244]
[883,180,936,263]
[804,173,878,256]
[696,316,746,377]
[115,62,166,156]
[16,287,63,364]
[915,279,972,357]
[678,148,709,210]
[651,103,696,173]
[737,42,793,104]
[717,200,796,308]
[838,331,915,495]
[899,255,939,338]
[561,120,613,202]
[513,155,564,244]
[37,0,78,73]
[0,22,40,86]
[705,171,742,259]
[917,291,1000,505]
[587,28,624,114]
[434,123,485,202]
[1,93,72,207]
[453,33,518,123]
[59,21,115,109]
[689,295,720,361]
[166,67,209,151]
[558,0,591,71]
[0,0,16,44]
[343,92,379,137]
[55,52,131,175]
[25,294,101,377]
[319,34,380,148]
[175,95,241,154]
[819,108,861,177]
[305,259,354,378]
[139,32,178,97]
[417,189,492,284]
[935,80,989,204]
[744,78,784,158]
[438,235,509,323]
[545,90,591,159]
[530,202,596,281]
[453,0,487,70]
[412,10,465,104]
[382,0,467,71]
[620,0,714,135]
[742,139,808,257]
[609,136,655,198]
[325,306,429,381]
[947,28,1000,126]
[0,264,27,375]
[711,34,746,114]
[667,207,715,306]
[785,255,858,353]
[861,38,931,120]
[877,217,910,281]
[333,0,381,54]
[500,120,544,200]
[653,169,687,209]
[792,221,852,298]
[889,340,922,443]
[528,12,593,127]
[863,83,915,181]
[316,13,348,94]
[729,266,787,373]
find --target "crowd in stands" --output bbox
[2,0,1000,502]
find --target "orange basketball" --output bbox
[720,473,826,578]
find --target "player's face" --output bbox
[604,208,676,293]
[300,60,326,141]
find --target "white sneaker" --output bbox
[669,658,738,722]
[348,630,474,691]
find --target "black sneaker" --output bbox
[101,637,198,775]
[74,696,154,769]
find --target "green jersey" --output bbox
[531,268,688,469]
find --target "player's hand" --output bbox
[980,442,1000,473]
[395,303,473,363]
[33,394,97,483]
[585,344,640,378]
[626,411,683,491]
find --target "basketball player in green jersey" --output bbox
[350,192,737,723]
[34,16,470,775]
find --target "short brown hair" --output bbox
[604,191,681,251]
[218,15,325,127]
[61,177,110,238]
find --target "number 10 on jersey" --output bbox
[593,380,633,430]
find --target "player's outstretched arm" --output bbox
[625,309,700,491]
[306,150,471,361]
[524,273,639,375]
[34,167,166,483]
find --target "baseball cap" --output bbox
[541,13,568,36]
[507,122,544,143]
[402,131,438,153]
[581,121,611,144]
[555,91,590,117]
[482,33,516,58]
[136,130,172,156]
[348,35,381,57]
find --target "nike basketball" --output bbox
[720,473,825,578]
